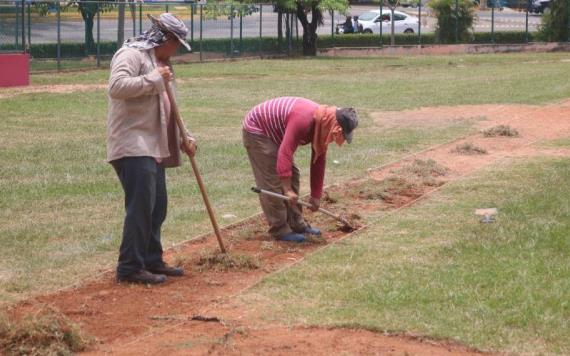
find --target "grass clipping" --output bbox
[452,142,488,155]
[482,125,519,137]
[358,159,448,203]
[394,158,448,186]
[196,251,260,272]
[0,306,90,356]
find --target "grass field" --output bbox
[1,52,570,352]
[245,157,570,354]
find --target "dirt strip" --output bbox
[6,100,570,355]
[0,83,108,99]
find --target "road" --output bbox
[0,4,543,46]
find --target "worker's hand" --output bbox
[181,139,197,157]
[157,66,173,82]
[308,197,320,212]
[284,189,298,206]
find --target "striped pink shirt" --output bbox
[243,97,299,144]
[243,97,327,199]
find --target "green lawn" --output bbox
[245,157,570,354]
[1,53,570,352]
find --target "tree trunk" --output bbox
[84,15,95,54]
[277,8,283,44]
[79,4,96,55]
[117,3,125,49]
[296,4,321,56]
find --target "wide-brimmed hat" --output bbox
[148,13,191,51]
[336,107,358,144]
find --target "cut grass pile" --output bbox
[334,213,363,232]
[304,234,328,244]
[0,307,90,356]
[453,142,488,155]
[356,159,448,203]
[357,177,426,203]
[196,251,260,272]
[482,125,519,137]
[393,158,449,186]
[245,157,570,354]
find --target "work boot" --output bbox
[278,232,305,243]
[117,270,167,285]
[303,226,321,235]
[147,263,184,277]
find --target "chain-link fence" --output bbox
[0,0,568,71]
[0,0,25,52]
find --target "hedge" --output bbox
[0,31,542,59]
[318,31,536,47]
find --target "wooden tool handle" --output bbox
[164,79,227,253]
[252,187,352,227]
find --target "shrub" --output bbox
[429,0,477,43]
[539,0,569,42]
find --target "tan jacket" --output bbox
[107,46,190,167]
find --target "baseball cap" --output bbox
[336,107,358,144]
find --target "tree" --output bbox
[539,0,569,42]
[272,0,347,56]
[78,1,99,54]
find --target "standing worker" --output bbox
[107,13,196,284]
[243,97,358,242]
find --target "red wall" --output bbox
[0,54,29,87]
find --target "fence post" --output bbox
[454,0,459,43]
[199,4,203,62]
[259,4,262,57]
[132,4,135,36]
[230,4,234,57]
[20,0,25,52]
[97,2,100,68]
[288,12,292,54]
[15,1,19,47]
[190,4,194,47]
[139,2,142,34]
[567,0,570,42]
[239,9,243,55]
[418,1,421,45]
[57,1,61,71]
[331,9,334,46]
[491,5,495,43]
[379,0,383,46]
[525,0,529,43]
[27,1,31,51]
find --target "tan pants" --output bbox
[243,129,307,238]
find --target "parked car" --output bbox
[358,9,419,34]
[529,0,550,13]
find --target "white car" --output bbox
[358,9,419,34]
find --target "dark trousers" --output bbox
[112,157,167,278]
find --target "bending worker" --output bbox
[243,97,358,242]
[107,13,196,285]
